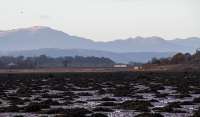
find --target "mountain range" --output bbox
[0,26,199,63]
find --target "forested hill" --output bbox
[0,55,115,69]
[149,50,200,65]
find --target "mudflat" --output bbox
[0,72,200,117]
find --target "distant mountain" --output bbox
[0,26,199,53]
[0,26,199,63]
[170,37,200,52]
[0,26,95,51]
[4,48,175,63]
[96,36,189,52]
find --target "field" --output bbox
[0,72,200,117]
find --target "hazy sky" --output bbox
[0,0,199,41]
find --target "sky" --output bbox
[0,0,199,41]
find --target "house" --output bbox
[7,62,16,67]
[133,66,143,70]
[7,62,17,69]
[113,64,128,68]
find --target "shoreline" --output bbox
[0,67,133,74]
[0,67,197,74]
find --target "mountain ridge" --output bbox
[0,26,199,52]
[0,26,199,63]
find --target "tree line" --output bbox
[149,50,200,65]
[0,55,115,69]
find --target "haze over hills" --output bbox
[0,26,199,63]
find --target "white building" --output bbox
[7,62,16,67]
[113,64,127,68]
[133,66,143,70]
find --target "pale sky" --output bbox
[0,0,199,41]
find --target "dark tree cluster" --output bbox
[149,50,200,65]
[63,56,115,67]
[0,55,115,69]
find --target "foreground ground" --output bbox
[0,72,200,117]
